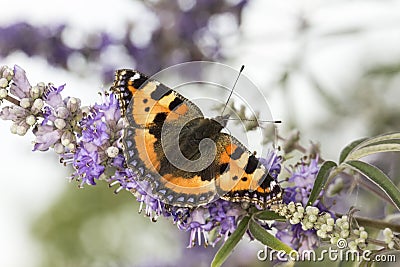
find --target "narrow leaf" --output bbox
[346,143,400,161]
[362,139,400,147]
[211,215,250,267]
[307,160,337,206]
[344,160,400,210]
[254,210,286,222]
[248,218,293,254]
[355,132,400,149]
[339,138,368,163]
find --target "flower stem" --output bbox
[336,212,400,232]
[5,95,20,106]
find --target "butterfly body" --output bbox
[112,69,282,208]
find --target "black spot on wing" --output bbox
[272,184,282,195]
[153,112,167,125]
[150,84,172,100]
[230,147,244,160]
[259,173,273,189]
[244,155,258,174]
[132,75,148,89]
[144,107,150,112]
[219,163,230,175]
[169,97,183,111]
[241,177,248,182]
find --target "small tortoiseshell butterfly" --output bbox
[112,69,282,208]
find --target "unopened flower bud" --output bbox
[0,77,8,88]
[26,115,37,126]
[54,143,64,154]
[54,118,66,130]
[31,99,44,114]
[16,125,28,136]
[67,97,81,113]
[0,88,8,99]
[56,107,69,119]
[20,98,31,109]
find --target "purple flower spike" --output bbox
[258,150,282,180]
[284,156,320,206]
[33,125,62,151]
[43,84,65,108]
[10,65,31,99]
[73,145,105,186]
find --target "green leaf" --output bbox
[307,160,337,206]
[343,160,400,210]
[340,133,400,163]
[355,132,400,148]
[254,210,286,222]
[248,218,293,254]
[346,143,400,161]
[211,215,250,267]
[339,138,368,163]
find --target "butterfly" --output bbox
[111,69,282,208]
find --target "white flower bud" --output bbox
[348,241,357,251]
[67,97,81,113]
[0,77,8,88]
[67,143,76,152]
[30,85,41,99]
[106,146,119,158]
[340,230,349,238]
[308,215,317,223]
[26,115,37,126]
[31,99,44,114]
[56,107,69,119]
[383,228,393,238]
[305,221,314,230]
[1,66,14,81]
[0,88,8,99]
[360,231,368,239]
[16,125,28,136]
[54,118,66,130]
[317,230,327,239]
[20,98,31,108]
[61,131,73,146]
[10,123,18,134]
[330,236,339,245]
[54,143,64,154]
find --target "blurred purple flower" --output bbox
[0,1,248,82]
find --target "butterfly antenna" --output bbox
[222,65,245,115]
[227,118,282,123]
